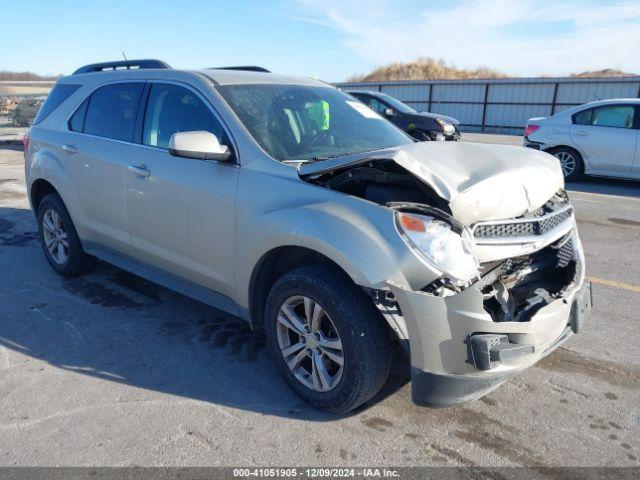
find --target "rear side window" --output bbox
[32,84,80,124]
[68,98,88,132]
[84,83,144,142]
[573,108,592,126]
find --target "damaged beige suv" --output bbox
[25,60,591,413]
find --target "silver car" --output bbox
[24,59,591,413]
[524,99,640,180]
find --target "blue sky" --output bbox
[2,0,639,81]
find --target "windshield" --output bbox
[217,84,412,161]
[374,92,417,114]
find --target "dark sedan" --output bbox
[347,90,460,141]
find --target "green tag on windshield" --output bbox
[308,100,330,131]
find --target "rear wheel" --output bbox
[550,147,583,180]
[265,265,392,413]
[37,193,94,277]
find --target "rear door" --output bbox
[125,82,239,298]
[570,104,638,174]
[66,82,145,254]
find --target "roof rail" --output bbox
[211,66,271,73]
[73,59,171,75]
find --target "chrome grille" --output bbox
[473,206,573,240]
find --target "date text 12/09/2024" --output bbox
[232,468,400,478]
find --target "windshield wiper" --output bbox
[282,157,325,165]
[308,152,362,162]
[289,150,377,164]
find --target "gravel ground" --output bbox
[0,140,639,467]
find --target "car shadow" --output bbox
[566,175,640,199]
[0,206,410,422]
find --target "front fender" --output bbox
[234,193,439,311]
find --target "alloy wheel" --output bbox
[554,151,576,177]
[42,208,69,265]
[276,295,344,392]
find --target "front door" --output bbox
[125,82,239,298]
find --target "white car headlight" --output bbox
[435,118,456,135]
[396,211,479,284]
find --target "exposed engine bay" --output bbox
[300,155,579,325]
[304,159,451,211]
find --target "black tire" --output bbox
[37,193,95,277]
[265,264,392,414]
[549,147,583,181]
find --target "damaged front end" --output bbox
[297,144,590,407]
[385,227,591,407]
[386,194,590,407]
[384,205,591,407]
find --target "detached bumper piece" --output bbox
[469,334,535,371]
[570,281,592,333]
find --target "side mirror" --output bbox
[168,131,232,161]
[384,107,395,117]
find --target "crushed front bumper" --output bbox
[387,257,591,407]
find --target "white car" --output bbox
[524,99,640,180]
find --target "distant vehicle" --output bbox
[10,96,46,127]
[524,99,640,180]
[347,90,460,141]
[0,97,19,115]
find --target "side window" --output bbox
[68,98,89,132]
[354,95,372,108]
[573,108,592,126]
[84,83,144,142]
[368,97,388,115]
[591,105,635,129]
[33,84,80,124]
[143,83,225,149]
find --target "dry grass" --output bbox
[347,58,638,82]
[570,68,636,78]
[0,71,61,81]
[347,57,509,82]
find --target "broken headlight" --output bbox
[396,211,479,285]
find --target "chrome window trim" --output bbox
[63,78,240,164]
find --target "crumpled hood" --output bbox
[390,141,564,225]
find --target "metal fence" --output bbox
[336,76,640,135]
[2,77,640,136]
[0,81,55,130]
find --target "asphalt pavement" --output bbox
[0,140,639,467]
